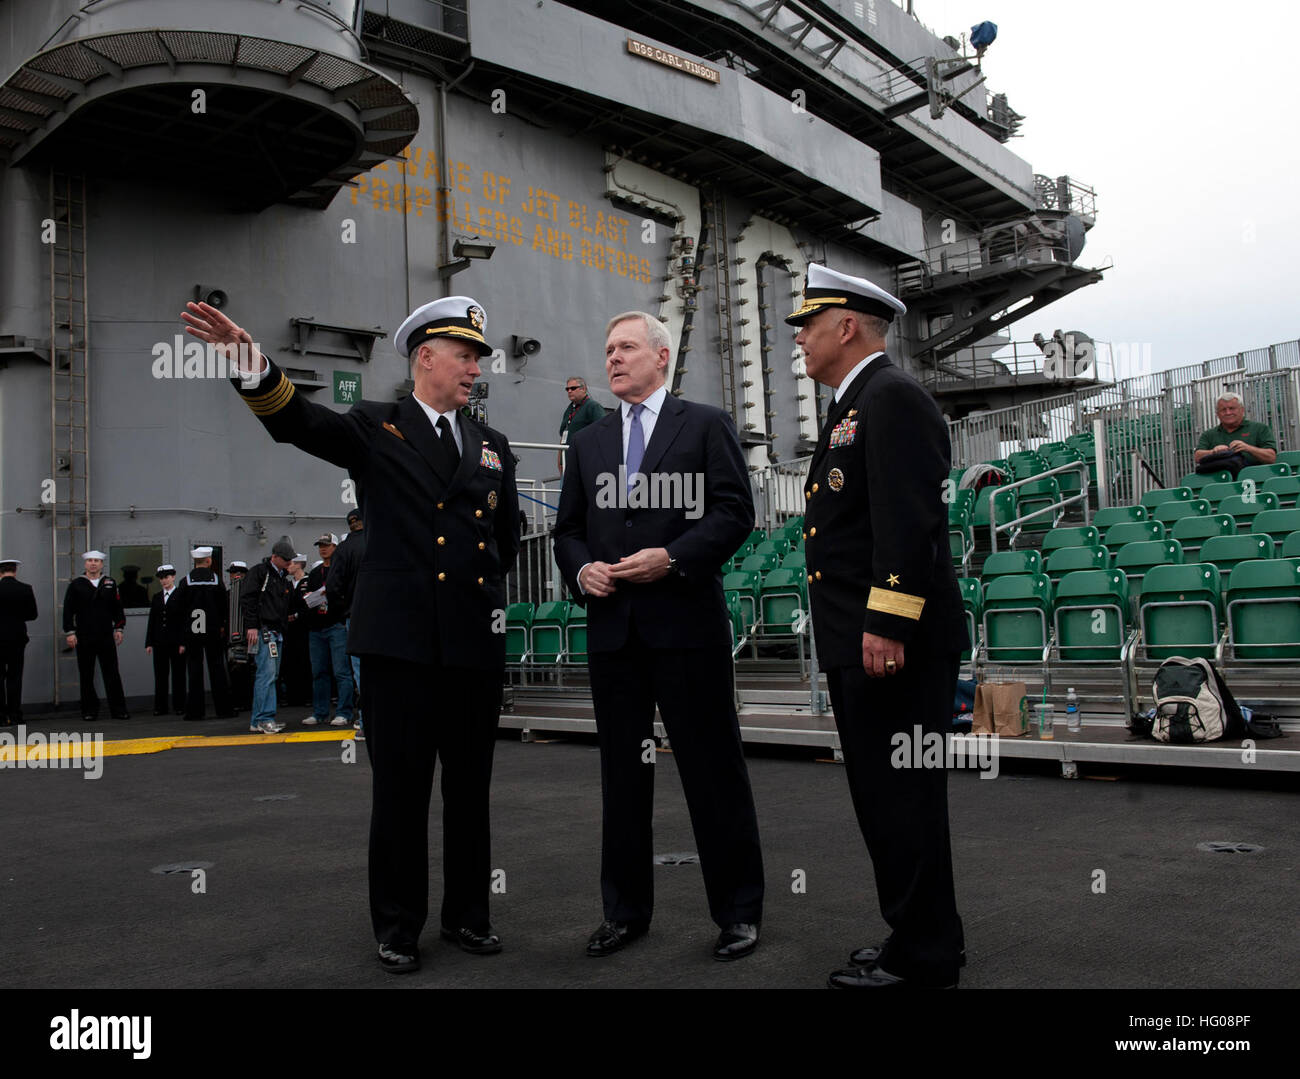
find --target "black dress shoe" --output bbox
[828,965,956,989]
[712,922,759,962]
[111,712,130,720]
[377,943,420,974]
[585,920,648,957]
[82,715,97,723]
[850,943,967,968]
[153,709,165,716]
[440,926,502,955]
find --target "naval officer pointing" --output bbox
[182,295,520,975]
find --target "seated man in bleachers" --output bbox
[1194,392,1276,470]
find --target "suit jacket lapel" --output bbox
[594,408,623,474]
[396,392,453,489]
[638,392,686,477]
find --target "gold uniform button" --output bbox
[437,572,446,582]
[804,489,811,500]
[475,509,483,518]
[806,573,813,583]
[812,483,819,493]
[436,502,444,510]
[815,571,822,580]
[802,531,807,540]
[477,577,484,585]
[809,527,817,537]
[477,542,485,550]
[437,536,446,545]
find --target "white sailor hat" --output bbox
[0,558,20,567]
[157,564,176,575]
[227,560,248,571]
[82,549,107,560]
[292,553,308,564]
[190,546,213,559]
[785,264,907,325]
[309,559,323,571]
[395,296,491,358]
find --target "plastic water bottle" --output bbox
[1066,687,1081,733]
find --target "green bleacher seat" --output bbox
[747,528,768,545]
[1262,476,1300,508]
[566,605,587,662]
[1140,487,1192,509]
[531,601,570,663]
[1093,506,1147,530]
[1218,492,1280,534]
[948,488,976,516]
[1283,531,1300,559]
[782,549,806,571]
[1153,498,1211,525]
[972,486,1016,532]
[1238,463,1290,483]
[982,573,1052,664]
[1180,470,1231,492]
[753,538,791,560]
[1053,569,1130,661]
[1250,508,1300,554]
[1200,533,1273,576]
[505,603,534,662]
[1274,451,1300,472]
[726,594,745,655]
[1014,476,1062,533]
[1140,563,1222,660]
[723,570,762,628]
[1041,525,1100,556]
[1114,539,1183,612]
[1104,520,1165,552]
[1171,514,1236,555]
[1045,545,1109,584]
[731,539,756,562]
[758,568,807,637]
[958,576,981,662]
[739,551,779,575]
[981,549,1042,594]
[1226,559,1300,659]
[1200,481,1244,508]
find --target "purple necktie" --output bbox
[626,403,645,491]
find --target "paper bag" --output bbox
[973,681,1028,737]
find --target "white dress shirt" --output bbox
[834,351,885,403]
[411,392,464,456]
[620,384,668,464]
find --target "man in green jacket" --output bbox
[558,376,605,474]
[1194,392,1277,466]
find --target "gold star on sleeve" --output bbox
[886,573,900,587]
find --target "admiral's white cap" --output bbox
[786,264,907,325]
[190,546,213,559]
[395,296,491,358]
[82,550,107,560]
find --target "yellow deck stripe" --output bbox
[0,730,353,764]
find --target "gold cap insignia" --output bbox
[828,467,845,491]
[468,305,485,331]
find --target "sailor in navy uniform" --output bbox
[0,558,38,725]
[144,563,187,715]
[62,549,129,721]
[788,264,968,989]
[183,294,520,976]
[176,546,234,720]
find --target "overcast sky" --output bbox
[910,0,1300,377]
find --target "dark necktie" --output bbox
[437,415,460,466]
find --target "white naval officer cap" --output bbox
[395,296,492,358]
[785,263,907,325]
[190,546,214,559]
[82,549,107,560]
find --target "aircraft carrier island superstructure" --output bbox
[0,0,1107,713]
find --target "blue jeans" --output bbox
[252,630,283,727]
[310,622,355,721]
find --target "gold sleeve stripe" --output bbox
[867,586,925,621]
[245,378,296,416]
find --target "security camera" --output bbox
[195,285,228,309]
[512,336,541,358]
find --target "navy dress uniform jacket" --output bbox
[175,569,228,643]
[0,578,38,643]
[231,360,520,670]
[144,589,186,649]
[62,576,126,638]
[803,356,968,665]
[553,393,754,651]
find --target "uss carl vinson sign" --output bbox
[626,38,720,84]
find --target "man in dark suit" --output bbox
[62,549,129,721]
[183,295,520,975]
[789,264,968,989]
[144,563,187,715]
[0,558,38,725]
[554,311,765,962]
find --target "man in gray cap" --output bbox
[0,558,38,725]
[240,540,296,734]
[789,264,967,989]
[184,295,520,975]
